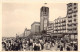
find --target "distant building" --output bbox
[40,6,49,32]
[22,28,31,37]
[16,33,19,38]
[26,29,31,36]
[2,37,16,42]
[24,29,31,37]
[24,28,31,37]
[47,21,54,35]
[31,22,40,34]
[24,28,27,37]
[66,3,78,40]
[19,33,24,37]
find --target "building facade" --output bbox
[54,17,66,37]
[47,21,54,35]
[66,3,78,40]
[31,22,40,34]
[40,6,49,32]
[24,28,31,37]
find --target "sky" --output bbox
[2,2,67,37]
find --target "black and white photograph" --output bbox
[2,0,78,51]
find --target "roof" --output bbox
[31,21,40,26]
[27,29,31,31]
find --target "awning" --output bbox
[51,33,63,37]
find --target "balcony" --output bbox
[68,3,72,7]
[68,16,72,18]
[68,8,72,11]
[62,23,66,26]
[62,30,66,33]
[67,30,72,33]
[72,21,77,24]
[67,22,72,24]
[67,27,72,30]
[62,27,66,30]
[73,10,77,14]
[67,11,73,14]
[73,14,77,17]
[62,21,66,23]
[74,7,77,9]
[67,24,72,27]
[74,3,77,5]
[73,30,77,33]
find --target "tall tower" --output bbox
[40,4,49,32]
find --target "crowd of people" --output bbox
[2,37,78,51]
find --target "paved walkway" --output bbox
[42,44,58,51]
[42,44,67,51]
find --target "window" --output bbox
[68,20,72,22]
[74,15,77,17]
[74,19,76,21]
[73,24,77,26]
[45,12,46,14]
[63,21,66,23]
[68,24,72,26]
[68,16,72,18]
[74,3,77,5]
[74,7,77,9]
[74,10,77,13]
[68,11,73,14]
[68,29,72,31]
[73,28,77,30]
[45,8,46,12]
[68,3,72,7]
[68,8,72,11]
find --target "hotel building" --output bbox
[66,3,78,40]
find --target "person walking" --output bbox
[60,45,63,51]
[6,40,11,51]
[66,45,71,51]
[74,44,78,51]
[29,40,33,51]
[33,42,37,51]
[2,42,6,51]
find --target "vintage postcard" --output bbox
[1,0,80,51]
